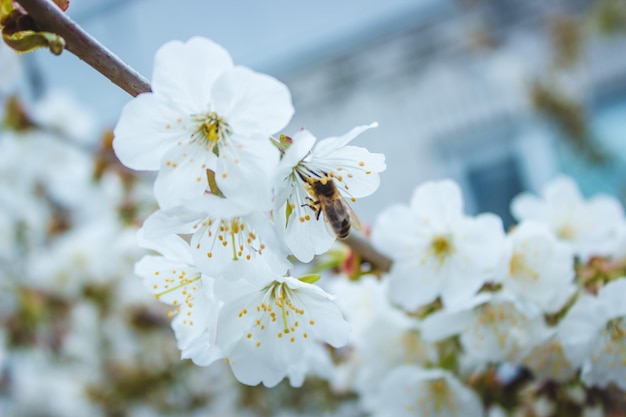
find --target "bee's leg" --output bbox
[300,196,316,208]
[301,197,322,220]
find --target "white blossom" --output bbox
[526,281,626,386]
[113,37,293,210]
[26,217,140,297]
[353,310,437,412]
[557,293,607,373]
[32,90,96,143]
[371,365,483,417]
[580,279,626,390]
[422,293,550,364]
[499,220,576,313]
[140,195,289,280]
[135,233,223,366]
[511,176,625,260]
[522,331,579,382]
[274,124,385,262]
[327,274,392,345]
[373,180,505,310]
[213,271,350,387]
[8,350,102,417]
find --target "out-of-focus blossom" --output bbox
[352,308,437,412]
[372,180,505,310]
[511,176,626,260]
[522,332,578,382]
[371,365,483,417]
[32,90,97,144]
[7,350,102,417]
[327,274,391,344]
[422,293,550,364]
[498,220,576,313]
[26,218,140,297]
[579,279,626,390]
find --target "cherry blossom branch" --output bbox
[344,234,392,272]
[18,0,393,273]
[17,0,151,97]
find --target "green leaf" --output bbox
[297,274,321,284]
[3,29,65,55]
[1,0,14,19]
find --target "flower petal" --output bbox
[277,195,336,262]
[113,93,188,170]
[312,123,378,157]
[153,142,215,209]
[152,37,233,113]
[215,134,279,211]
[388,261,442,311]
[312,145,385,199]
[410,180,464,226]
[212,66,293,136]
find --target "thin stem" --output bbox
[17,0,393,273]
[17,0,151,97]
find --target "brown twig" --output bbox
[17,0,151,97]
[345,233,392,272]
[17,0,393,273]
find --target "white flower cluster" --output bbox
[0,91,194,416]
[113,37,386,387]
[0,88,351,416]
[5,32,624,416]
[339,177,626,416]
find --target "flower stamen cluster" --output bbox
[191,112,231,153]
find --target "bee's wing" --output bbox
[318,196,343,236]
[345,200,361,231]
[322,210,341,237]
[324,196,360,239]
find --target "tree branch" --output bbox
[345,233,392,272]
[17,0,393,273]
[18,0,151,97]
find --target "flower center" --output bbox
[429,235,454,265]
[606,317,625,340]
[509,252,539,281]
[601,318,626,362]
[400,330,428,362]
[427,378,454,412]
[475,303,523,350]
[556,224,576,241]
[272,283,305,334]
[237,281,314,348]
[197,217,265,261]
[191,112,231,155]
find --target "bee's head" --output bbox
[310,177,336,196]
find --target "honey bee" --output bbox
[303,176,359,240]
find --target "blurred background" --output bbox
[1,1,626,416]
[14,0,626,227]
